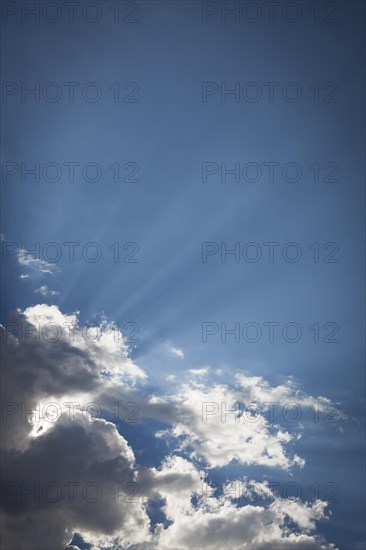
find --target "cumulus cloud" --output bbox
[155,383,304,469]
[1,304,339,549]
[137,455,204,522]
[99,376,344,473]
[138,462,336,550]
[1,305,146,453]
[154,494,335,550]
[1,304,150,549]
[151,375,344,470]
[2,412,150,550]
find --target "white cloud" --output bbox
[188,367,209,376]
[155,382,304,470]
[153,375,344,470]
[137,462,336,549]
[168,345,184,358]
[154,497,335,549]
[150,475,336,550]
[235,374,344,418]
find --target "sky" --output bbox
[0,1,365,549]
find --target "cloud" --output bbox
[136,469,336,550]
[137,455,204,519]
[35,285,59,297]
[17,249,59,276]
[1,304,340,549]
[234,374,344,418]
[1,304,146,452]
[138,462,336,550]
[167,345,184,358]
[1,304,150,549]
[100,373,344,473]
[2,411,150,550]
[153,375,344,470]
[155,383,304,470]
[188,367,209,376]
[154,495,336,550]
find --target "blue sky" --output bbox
[1,2,365,549]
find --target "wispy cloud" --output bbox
[35,285,59,297]
[188,367,209,376]
[18,249,59,276]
